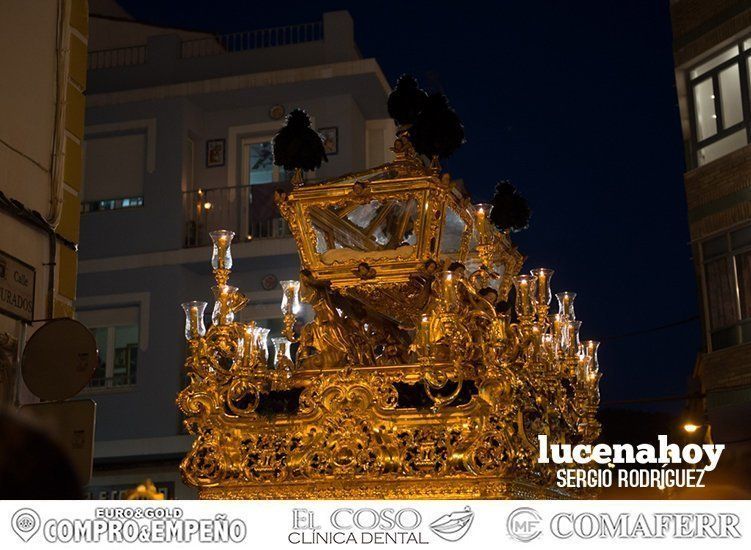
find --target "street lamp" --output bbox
[683,422,701,434]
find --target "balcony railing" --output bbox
[88,21,323,71]
[183,184,292,247]
[88,45,147,70]
[181,21,323,59]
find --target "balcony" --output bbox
[89,44,147,70]
[181,22,324,60]
[89,21,324,70]
[85,12,359,94]
[183,183,292,248]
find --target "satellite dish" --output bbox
[22,318,98,401]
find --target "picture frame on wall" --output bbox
[206,139,226,167]
[319,127,338,155]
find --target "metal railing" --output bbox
[87,21,323,70]
[181,21,323,59]
[183,184,292,247]
[88,45,147,70]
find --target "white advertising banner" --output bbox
[0,499,748,549]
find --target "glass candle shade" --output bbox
[473,203,493,244]
[210,229,235,270]
[280,280,302,315]
[531,268,554,308]
[242,323,257,361]
[416,313,431,353]
[582,340,600,379]
[556,291,577,320]
[563,320,582,357]
[576,350,590,380]
[211,285,238,325]
[181,301,207,340]
[440,271,459,306]
[271,337,293,369]
[549,313,566,350]
[513,274,538,317]
[254,327,270,363]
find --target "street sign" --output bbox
[19,399,96,485]
[0,250,35,323]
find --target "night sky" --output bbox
[116,0,697,412]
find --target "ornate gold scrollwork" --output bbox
[178,134,601,500]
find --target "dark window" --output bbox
[82,196,143,213]
[701,226,751,350]
[85,324,139,389]
[704,257,737,330]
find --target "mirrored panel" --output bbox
[309,198,418,263]
[440,206,466,255]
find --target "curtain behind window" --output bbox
[736,251,751,320]
[705,258,738,329]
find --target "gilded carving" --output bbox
[178,136,601,499]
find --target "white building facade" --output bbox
[78,7,393,498]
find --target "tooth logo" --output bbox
[11,509,40,542]
[429,506,474,542]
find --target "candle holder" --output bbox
[239,322,258,370]
[563,319,582,362]
[582,340,600,382]
[211,285,246,325]
[415,313,432,364]
[254,327,270,366]
[181,301,207,341]
[280,280,302,342]
[280,280,301,315]
[439,270,460,311]
[556,291,577,321]
[473,203,493,247]
[210,229,235,286]
[473,203,502,270]
[548,313,566,357]
[513,274,538,321]
[272,337,294,377]
[531,268,554,321]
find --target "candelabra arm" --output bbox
[282,312,300,343]
[213,268,231,287]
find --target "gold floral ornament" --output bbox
[125,479,165,500]
[178,80,601,499]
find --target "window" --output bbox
[244,140,286,185]
[688,43,751,166]
[83,132,147,206]
[701,225,751,350]
[238,138,292,239]
[82,196,143,212]
[78,307,140,389]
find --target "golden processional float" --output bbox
[177,76,601,499]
